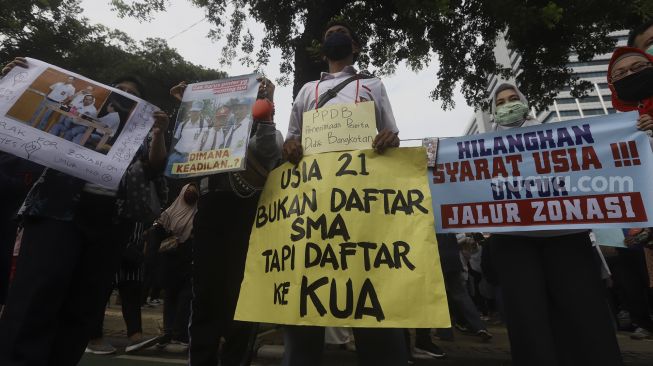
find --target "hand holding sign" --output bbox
[170,81,187,102]
[1,57,28,77]
[637,114,653,134]
[151,110,169,135]
[372,128,400,153]
[283,138,304,165]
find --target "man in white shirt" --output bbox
[30,76,76,129]
[68,86,94,108]
[71,102,121,148]
[202,106,231,150]
[165,99,208,172]
[280,21,406,366]
[173,100,208,154]
[97,104,121,137]
[283,24,399,163]
[50,95,97,140]
[221,98,252,158]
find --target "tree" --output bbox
[110,0,651,111]
[0,0,225,113]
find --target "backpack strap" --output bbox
[315,73,373,109]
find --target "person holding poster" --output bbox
[607,46,653,340]
[168,78,283,366]
[0,60,170,366]
[485,83,623,366]
[280,21,412,366]
[283,21,400,165]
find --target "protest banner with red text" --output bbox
[428,112,653,232]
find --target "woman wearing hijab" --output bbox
[607,46,653,341]
[151,183,199,348]
[485,83,623,366]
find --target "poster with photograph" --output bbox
[165,74,260,178]
[0,58,157,189]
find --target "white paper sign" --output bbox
[0,58,157,189]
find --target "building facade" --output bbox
[464,30,629,135]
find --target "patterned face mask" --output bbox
[494,101,530,126]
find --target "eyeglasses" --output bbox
[610,61,653,81]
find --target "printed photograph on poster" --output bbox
[5,67,138,155]
[0,58,156,189]
[422,137,439,167]
[165,74,260,178]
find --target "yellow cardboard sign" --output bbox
[235,147,450,328]
[301,101,377,155]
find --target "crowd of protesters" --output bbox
[0,17,652,366]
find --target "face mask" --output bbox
[184,189,198,205]
[613,67,653,102]
[646,45,653,56]
[322,32,353,61]
[494,101,530,126]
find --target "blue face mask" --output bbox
[646,45,653,57]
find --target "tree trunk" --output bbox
[291,1,346,99]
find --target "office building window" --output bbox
[576,71,607,79]
[555,96,602,104]
[561,82,609,92]
[567,59,611,68]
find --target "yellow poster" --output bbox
[301,101,377,155]
[235,147,450,328]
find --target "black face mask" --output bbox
[613,67,653,102]
[321,32,353,61]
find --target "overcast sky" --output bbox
[81,0,474,142]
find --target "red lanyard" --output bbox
[314,78,360,110]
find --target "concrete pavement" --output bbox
[78,300,653,366]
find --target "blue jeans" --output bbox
[65,126,87,142]
[29,99,59,130]
[49,118,73,138]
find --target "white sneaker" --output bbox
[85,341,116,355]
[126,336,159,353]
